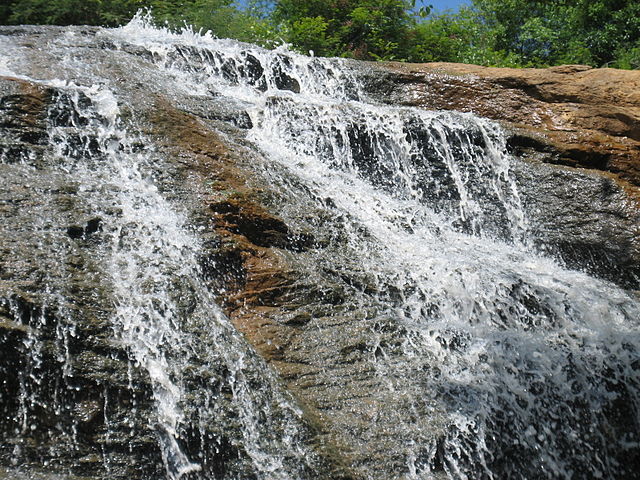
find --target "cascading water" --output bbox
[1,14,639,480]
[0,29,327,480]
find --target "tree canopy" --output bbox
[469,0,640,67]
[270,0,431,59]
[1,0,638,69]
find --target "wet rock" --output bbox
[0,312,31,337]
[67,217,103,239]
[74,399,103,426]
[2,24,639,480]
[241,52,265,87]
[0,74,163,479]
[512,160,640,287]
[357,61,640,288]
[210,196,314,251]
[363,61,640,186]
[272,61,301,93]
[176,94,254,129]
[0,33,347,479]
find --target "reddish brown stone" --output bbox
[376,62,640,197]
[148,98,304,357]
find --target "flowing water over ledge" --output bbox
[0,15,639,480]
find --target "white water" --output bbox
[48,83,326,479]
[108,15,640,479]
[0,36,324,479]
[1,14,639,480]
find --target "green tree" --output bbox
[408,11,471,62]
[0,0,16,24]
[4,0,638,69]
[6,0,146,26]
[407,6,522,66]
[272,0,432,60]
[468,0,640,67]
[2,0,239,30]
[286,16,333,56]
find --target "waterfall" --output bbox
[1,13,639,480]
[0,34,325,480]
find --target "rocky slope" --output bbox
[369,62,640,188]
[1,24,639,480]
[362,61,640,286]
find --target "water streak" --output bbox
[110,15,640,478]
[1,14,639,480]
[0,57,324,478]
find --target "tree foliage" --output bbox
[469,0,640,67]
[0,0,273,44]
[1,0,638,69]
[272,0,431,60]
[265,0,640,67]
[3,0,146,26]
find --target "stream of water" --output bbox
[1,14,639,480]
[1,28,325,480]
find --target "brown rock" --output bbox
[0,76,51,128]
[372,62,640,196]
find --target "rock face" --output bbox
[0,23,639,480]
[361,62,640,286]
[0,75,164,479]
[367,63,640,186]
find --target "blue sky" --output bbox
[422,0,470,13]
[235,1,470,14]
